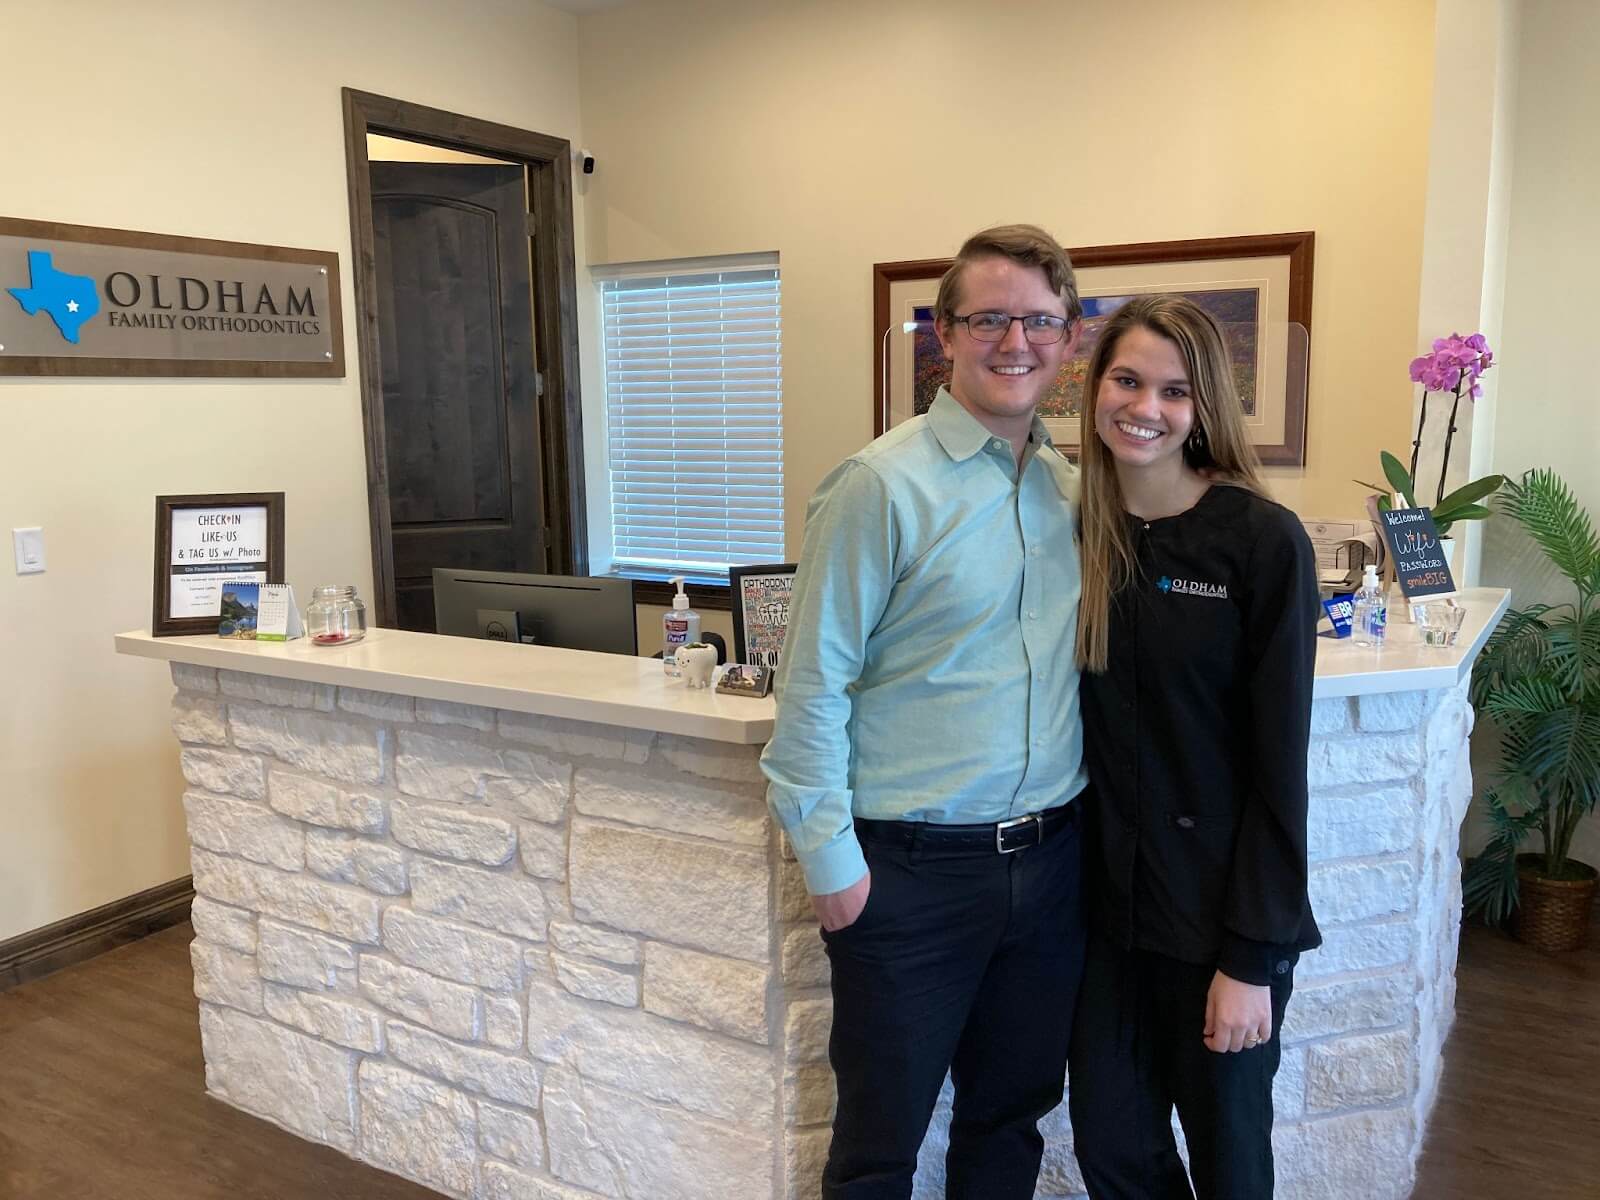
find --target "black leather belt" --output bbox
[855,802,1077,854]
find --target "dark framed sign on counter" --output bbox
[153,493,285,637]
[729,562,797,669]
[1377,507,1458,601]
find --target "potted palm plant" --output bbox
[1464,469,1600,951]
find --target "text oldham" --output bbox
[103,272,318,319]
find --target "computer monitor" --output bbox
[431,569,639,656]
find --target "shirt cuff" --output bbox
[1217,932,1294,988]
[795,827,868,897]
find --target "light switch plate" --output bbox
[13,527,45,574]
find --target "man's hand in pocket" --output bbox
[812,870,872,932]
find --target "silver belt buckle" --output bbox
[996,813,1042,853]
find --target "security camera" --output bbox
[580,149,596,175]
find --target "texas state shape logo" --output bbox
[7,250,101,343]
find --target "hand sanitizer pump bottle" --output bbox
[1352,564,1387,648]
[662,576,701,676]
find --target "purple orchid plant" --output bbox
[1359,332,1504,536]
[1409,333,1494,502]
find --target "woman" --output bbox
[1067,295,1321,1199]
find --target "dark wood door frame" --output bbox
[341,88,587,628]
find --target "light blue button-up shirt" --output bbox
[761,388,1088,894]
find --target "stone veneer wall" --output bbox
[171,663,1471,1200]
[172,662,785,1200]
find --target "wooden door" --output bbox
[370,162,546,632]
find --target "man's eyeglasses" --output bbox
[954,311,1072,345]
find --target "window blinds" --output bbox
[599,259,783,575]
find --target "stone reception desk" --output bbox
[115,586,1509,1200]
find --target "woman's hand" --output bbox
[1204,970,1272,1053]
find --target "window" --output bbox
[595,254,782,581]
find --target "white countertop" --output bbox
[116,628,776,745]
[116,587,1510,743]
[1310,586,1510,698]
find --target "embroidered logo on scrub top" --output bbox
[1156,575,1229,599]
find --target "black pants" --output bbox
[1068,934,1295,1200]
[820,806,1086,1199]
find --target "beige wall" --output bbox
[366,134,514,165]
[1407,0,1520,588]
[1487,0,1600,590]
[4,0,1505,943]
[577,0,1436,545]
[1475,0,1600,868]
[0,0,585,942]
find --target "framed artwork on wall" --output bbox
[871,232,1314,465]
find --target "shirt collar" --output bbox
[927,387,1056,462]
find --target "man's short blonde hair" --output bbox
[933,224,1082,329]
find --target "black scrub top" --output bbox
[1081,484,1322,986]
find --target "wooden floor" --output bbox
[0,919,1593,1199]
[1413,918,1599,1199]
[0,922,436,1200]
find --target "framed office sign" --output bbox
[729,562,797,670]
[1377,507,1458,600]
[0,216,343,377]
[153,493,285,637]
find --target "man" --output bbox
[761,224,1090,1199]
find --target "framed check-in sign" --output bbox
[0,216,343,377]
[153,493,286,637]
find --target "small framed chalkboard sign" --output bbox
[1377,507,1457,600]
[153,492,285,636]
[729,562,797,669]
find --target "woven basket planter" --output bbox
[1515,855,1598,953]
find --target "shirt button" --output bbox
[1029,546,1040,557]
[1275,960,1291,976]
[992,439,1005,450]
[1027,610,1037,620]
[1176,816,1196,829]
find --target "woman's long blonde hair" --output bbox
[1076,295,1268,672]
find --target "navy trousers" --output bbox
[819,806,1087,1199]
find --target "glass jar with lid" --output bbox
[306,585,367,646]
